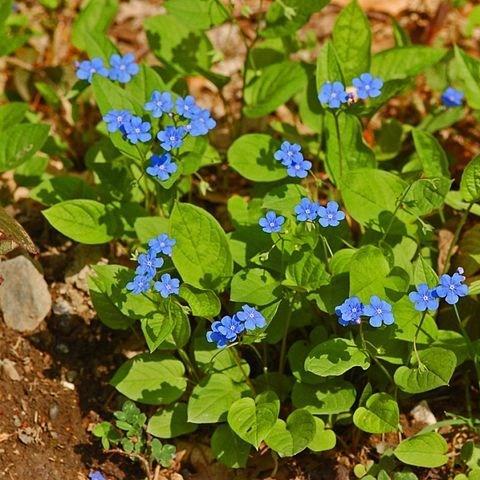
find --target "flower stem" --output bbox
[178,348,200,383]
[333,111,344,183]
[278,295,295,374]
[230,347,256,395]
[413,311,427,366]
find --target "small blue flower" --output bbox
[75,58,109,83]
[126,274,151,294]
[294,198,318,222]
[259,211,285,234]
[206,321,230,348]
[287,157,312,178]
[146,153,177,181]
[408,283,439,312]
[108,53,139,83]
[441,87,464,107]
[176,95,200,119]
[148,233,176,256]
[103,109,132,133]
[274,141,303,167]
[435,268,468,305]
[157,126,186,151]
[352,73,383,99]
[335,296,364,326]
[318,81,348,108]
[188,109,216,136]
[136,251,164,278]
[363,296,394,327]
[123,116,152,144]
[88,472,106,480]
[236,305,266,330]
[154,273,180,298]
[144,91,174,118]
[317,201,345,227]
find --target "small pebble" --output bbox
[49,403,59,421]
[1,359,21,381]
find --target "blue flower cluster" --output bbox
[441,87,464,108]
[259,199,345,234]
[409,267,469,311]
[206,305,266,348]
[318,73,383,109]
[126,233,180,297]
[274,141,312,178]
[336,296,394,328]
[88,472,106,480]
[75,53,139,84]
[102,93,216,182]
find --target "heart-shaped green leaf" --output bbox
[227,391,280,449]
[308,417,336,452]
[353,392,399,433]
[394,432,448,468]
[394,347,456,394]
[265,409,316,457]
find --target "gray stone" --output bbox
[0,256,51,332]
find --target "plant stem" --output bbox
[178,348,200,383]
[231,347,256,395]
[442,202,473,275]
[278,296,295,374]
[333,112,344,182]
[413,311,427,365]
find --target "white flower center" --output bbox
[423,295,429,301]
[269,222,275,227]
[376,308,382,314]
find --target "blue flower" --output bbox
[294,198,318,222]
[318,81,348,108]
[236,305,266,330]
[441,87,464,107]
[188,109,216,136]
[259,211,285,234]
[408,284,439,312]
[274,141,303,166]
[123,116,152,144]
[108,53,139,83]
[352,73,383,99]
[157,126,186,151]
[176,95,200,119]
[75,58,108,83]
[287,157,312,178]
[154,273,180,298]
[148,233,176,256]
[103,109,132,133]
[136,251,164,278]
[206,321,230,348]
[88,472,106,480]
[126,274,151,294]
[146,153,177,181]
[317,201,345,227]
[335,296,364,326]
[435,268,468,305]
[363,296,394,327]
[144,91,174,118]
[206,315,245,348]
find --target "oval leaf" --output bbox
[353,393,399,433]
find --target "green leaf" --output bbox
[288,340,323,384]
[316,40,343,89]
[133,217,170,244]
[412,129,449,178]
[188,373,243,424]
[305,338,370,377]
[170,202,233,290]
[227,134,286,182]
[0,206,37,254]
[30,176,97,206]
[403,177,451,217]
[111,353,187,405]
[0,124,49,172]
[292,379,356,414]
[165,0,228,30]
[413,256,438,288]
[179,284,221,318]
[227,391,280,449]
[324,111,376,184]
[147,403,197,438]
[140,302,180,353]
[230,268,281,306]
[88,265,134,330]
[0,102,28,129]
[460,155,480,202]
[244,61,307,118]
[332,0,371,82]
[394,432,448,468]
[353,393,399,433]
[43,199,119,244]
[308,417,336,452]
[265,409,316,457]
[284,249,330,292]
[349,245,390,302]
[371,46,446,81]
[394,347,456,394]
[211,424,251,469]
[454,46,480,110]
[262,184,308,215]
